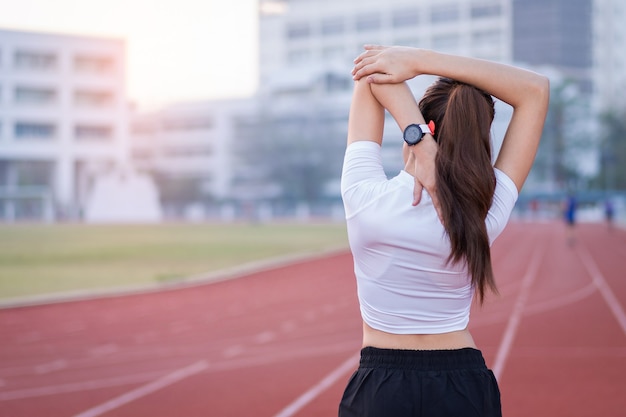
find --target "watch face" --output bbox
[404,124,423,146]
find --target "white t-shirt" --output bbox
[341,141,518,334]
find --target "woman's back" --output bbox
[341,140,518,336]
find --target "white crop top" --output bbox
[341,141,518,334]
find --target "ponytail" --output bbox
[420,78,497,303]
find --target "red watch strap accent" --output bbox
[428,120,436,136]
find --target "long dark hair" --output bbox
[419,77,497,302]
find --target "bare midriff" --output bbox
[362,321,477,350]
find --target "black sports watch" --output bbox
[403,123,432,146]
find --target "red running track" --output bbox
[0,222,625,417]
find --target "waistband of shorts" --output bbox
[359,346,487,371]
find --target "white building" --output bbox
[130,98,257,219]
[259,0,512,80]
[0,29,129,221]
[257,0,513,173]
[592,0,626,112]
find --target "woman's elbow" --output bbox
[533,75,551,110]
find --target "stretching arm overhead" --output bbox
[347,79,440,211]
[352,46,550,193]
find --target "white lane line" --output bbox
[0,341,356,401]
[578,244,626,336]
[222,345,245,358]
[35,359,67,374]
[524,282,597,315]
[272,352,359,417]
[71,361,208,417]
[0,371,164,401]
[492,246,544,381]
[89,344,119,357]
[254,331,276,344]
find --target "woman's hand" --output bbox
[352,45,422,84]
[407,137,443,222]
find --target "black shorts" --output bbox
[338,347,502,417]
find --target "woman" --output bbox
[339,46,549,417]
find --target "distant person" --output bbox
[564,194,577,245]
[339,46,549,417]
[605,198,615,231]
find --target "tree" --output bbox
[231,71,350,206]
[530,76,593,191]
[594,109,626,190]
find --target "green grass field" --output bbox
[0,222,348,301]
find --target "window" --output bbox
[321,17,344,36]
[287,49,311,65]
[394,37,421,48]
[162,117,213,131]
[14,51,57,71]
[14,122,56,139]
[431,5,460,23]
[74,90,114,107]
[471,2,502,18]
[472,30,501,45]
[323,72,351,93]
[356,14,381,32]
[74,54,115,74]
[432,34,460,51]
[75,124,113,140]
[165,147,214,157]
[132,120,158,136]
[392,9,419,27]
[322,46,345,60]
[14,87,57,105]
[286,22,311,39]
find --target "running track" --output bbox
[1,222,625,417]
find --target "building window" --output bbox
[14,122,56,139]
[394,37,421,48]
[165,146,214,157]
[75,124,113,140]
[356,13,381,32]
[287,49,311,65]
[322,46,345,61]
[323,72,351,93]
[472,29,501,45]
[162,117,213,131]
[431,4,460,23]
[14,51,58,71]
[74,90,114,107]
[432,33,460,51]
[14,87,57,105]
[286,22,311,39]
[321,17,344,36]
[471,2,502,18]
[131,120,158,137]
[74,54,115,74]
[392,9,420,27]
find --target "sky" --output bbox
[0,0,259,110]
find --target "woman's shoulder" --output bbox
[494,167,519,201]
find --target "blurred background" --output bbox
[0,0,624,224]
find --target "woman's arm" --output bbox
[347,78,440,210]
[347,79,384,146]
[353,46,550,192]
[367,82,440,210]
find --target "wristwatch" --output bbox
[403,123,432,146]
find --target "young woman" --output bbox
[339,46,549,417]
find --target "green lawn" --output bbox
[0,222,348,301]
